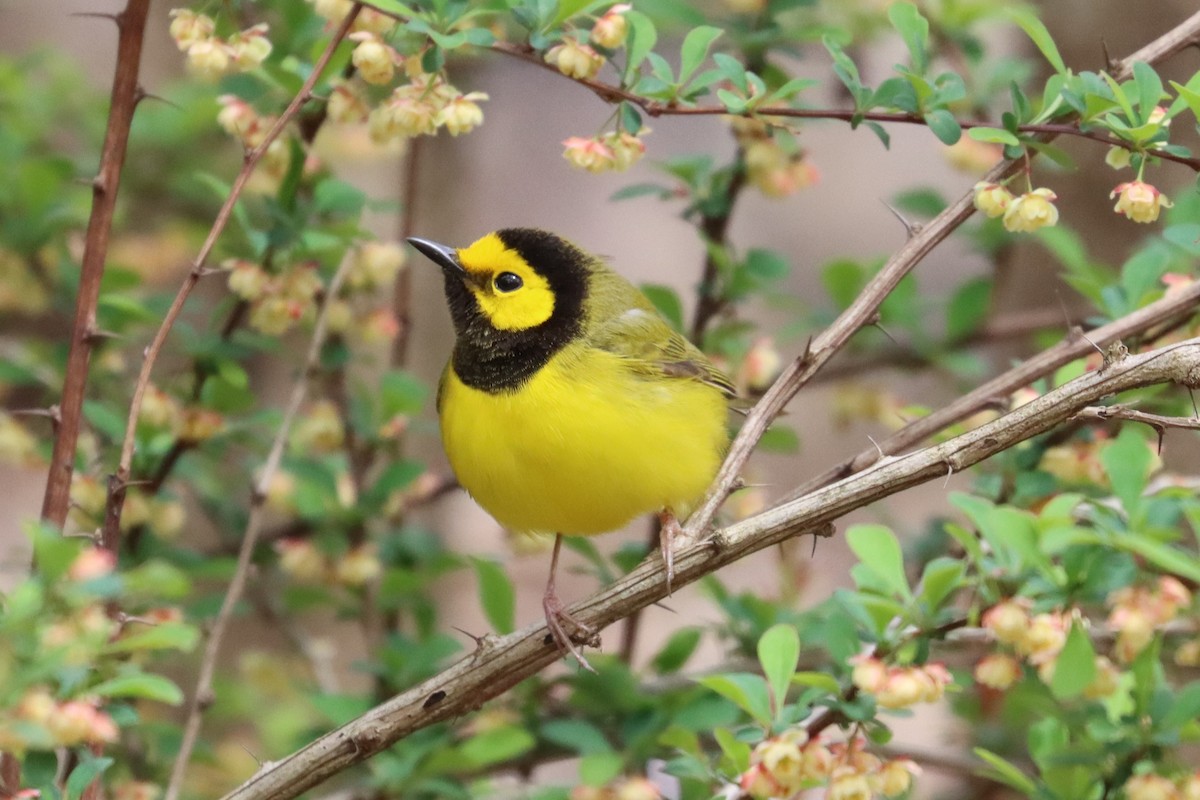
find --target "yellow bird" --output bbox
[409,229,733,667]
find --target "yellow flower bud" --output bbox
[1112,180,1173,223]
[1003,188,1058,232]
[972,182,1014,218]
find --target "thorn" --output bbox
[943,461,954,488]
[871,321,901,348]
[84,327,122,343]
[1154,425,1165,455]
[1189,387,1198,418]
[135,87,181,110]
[452,626,489,649]
[866,434,886,460]
[1101,38,1118,73]
[651,600,676,614]
[880,199,920,238]
[70,11,121,23]
[810,535,819,558]
[9,407,60,421]
[196,266,224,278]
[239,744,264,768]
[1079,332,1105,360]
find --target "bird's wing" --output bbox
[589,307,738,399]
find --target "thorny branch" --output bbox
[101,3,364,549]
[220,338,1200,800]
[41,0,152,532]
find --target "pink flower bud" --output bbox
[545,39,605,80]
[590,5,631,49]
[1112,180,1173,223]
[562,136,616,172]
[982,599,1031,645]
[68,548,116,581]
[974,653,1021,689]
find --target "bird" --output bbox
[409,228,734,669]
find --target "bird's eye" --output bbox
[494,272,523,293]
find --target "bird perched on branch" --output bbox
[410,228,733,669]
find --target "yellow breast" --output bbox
[438,344,728,535]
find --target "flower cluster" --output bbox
[732,117,819,198]
[562,130,649,173]
[978,600,1122,697]
[274,538,382,588]
[973,173,1174,232]
[309,0,398,35]
[850,655,954,709]
[1108,576,1192,662]
[1124,771,1200,800]
[738,731,919,800]
[367,62,489,143]
[224,258,323,336]
[0,689,119,752]
[570,776,661,800]
[169,9,273,82]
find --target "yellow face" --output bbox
[457,232,556,331]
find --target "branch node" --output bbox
[421,690,447,710]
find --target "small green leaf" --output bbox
[459,725,536,768]
[623,11,657,84]
[639,283,684,332]
[791,671,841,692]
[1133,62,1165,123]
[974,748,1039,794]
[678,26,722,85]
[579,751,624,786]
[91,673,184,705]
[66,755,114,800]
[713,727,752,773]
[846,525,910,599]
[924,108,961,144]
[1006,8,1066,74]
[757,624,800,719]
[1050,621,1097,699]
[541,719,612,755]
[946,278,992,341]
[1100,426,1150,519]
[917,558,965,611]
[651,627,703,674]
[968,126,1020,146]
[888,2,930,74]
[471,558,515,634]
[105,622,200,654]
[695,673,773,726]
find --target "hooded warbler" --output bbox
[409,228,734,667]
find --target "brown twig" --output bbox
[1074,403,1200,452]
[163,251,357,800]
[40,0,152,529]
[218,338,1200,800]
[788,279,1200,500]
[102,3,363,551]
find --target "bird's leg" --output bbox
[658,510,683,594]
[542,534,598,672]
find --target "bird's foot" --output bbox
[658,510,682,595]
[542,588,599,673]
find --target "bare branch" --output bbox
[219,338,1200,800]
[1073,404,1200,431]
[40,0,152,529]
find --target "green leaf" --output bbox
[623,11,657,84]
[917,557,965,611]
[459,725,536,768]
[471,558,515,634]
[713,727,752,773]
[65,755,114,800]
[888,2,930,74]
[821,259,865,309]
[1116,536,1200,584]
[695,673,773,726]
[974,748,1039,794]
[1168,77,1200,122]
[1133,62,1164,123]
[1050,621,1097,699]
[678,26,722,85]
[579,751,624,786]
[757,624,800,719]
[1006,8,1066,74]
[924,108,961,144]
[651,627,703,674]
[105,622,200,654]
[1100,426,1150,519]
[791,672,841,692]
[541,719,612,755]
[968,126,1020,146]
[846,524,910,599]
[640,283,684,332]
[946,277,992,341]
[90,673,184,705]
